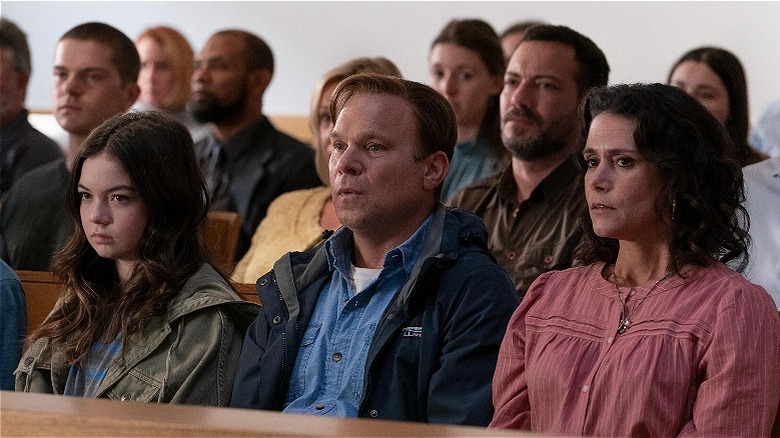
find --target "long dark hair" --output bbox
[30,111,211,363]
[668,47,762,166]
[431,18,507,161]
[576,83,749,273]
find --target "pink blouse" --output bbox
[490,262,780,436]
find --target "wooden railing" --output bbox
[0,390,536,437]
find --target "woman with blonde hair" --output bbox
[134,26,206,140]
[231,57,401,283]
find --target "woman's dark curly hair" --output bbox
[30,111,213,363]
[576,83,749,273]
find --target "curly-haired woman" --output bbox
[491,83,780,436]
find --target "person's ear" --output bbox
[422,150,449,191]
[490,73,504,95]
[249,68,272,98]
[17,72,30,93]
[122,82,141,110]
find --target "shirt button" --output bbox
[606,337,613,344]
[582,385,590,393]
[121,394,131,401]
[316,404,325,410]
[629,289,637,296]
[272,316,282,324]
[332,352,343,362]
[506,250,517,260]
[259,278,268,286]
[370,409,379,417]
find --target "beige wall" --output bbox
[6,1,780,124]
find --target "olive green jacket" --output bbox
[15,264,258,406]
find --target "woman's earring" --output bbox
[671,199,677,221]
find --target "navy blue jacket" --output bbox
[230,206,517,426]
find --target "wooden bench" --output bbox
[268,114,313,145]
[204,211,241,275]
[29,112,313,149]
[14,270,62,334]
[16,270,259,333]
[233,281,259,303]
[1,390,530,437]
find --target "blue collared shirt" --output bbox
[283,215,433,417]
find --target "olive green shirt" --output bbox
[448,159,584,300]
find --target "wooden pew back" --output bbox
[1,390,530,437]
[233,282,259,303]
[15,270,64,334]
[268,114,313,145]
[16,270,260,333]
[204,211,241,275]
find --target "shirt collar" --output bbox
[497,157,580,206]
[325,213,435,278]
[214,116,273,161]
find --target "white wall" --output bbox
[3,1,780,123]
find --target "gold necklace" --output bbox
[610,270,673,335]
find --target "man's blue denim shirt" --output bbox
[283,214,433,417]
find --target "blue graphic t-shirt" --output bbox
[63,335,122,397]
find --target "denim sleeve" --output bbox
[1,274,27,390]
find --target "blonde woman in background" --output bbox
[231,57,401,284]
[134,26,206,140]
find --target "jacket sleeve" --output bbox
[2,274,26,390]
[678,285,780,437]
[14,337,56,394]
[426,261,518,426]
[163,307,247,406]
[15,298,70,395]
[15,365,55,394]
[489,273,550,430]
[229,307,269,408]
